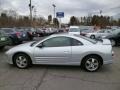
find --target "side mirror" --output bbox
[37,43,44,48]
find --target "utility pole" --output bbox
[29,0,32,26]
[52,4,56,18]
[29,0,34,26]
[100,10,102,16]
[33,8,37,28]
[0,0,2,14]
[34,8,37,19]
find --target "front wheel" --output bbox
[13,53,32,69]
[82,56,102,72]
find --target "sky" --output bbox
[0,0,120,23]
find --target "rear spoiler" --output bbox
[102,39,111,45]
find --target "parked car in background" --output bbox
[6,34,113,72]
[80,29,92,36]
[15,28,32,41]
[102,29,120,46]
[25,28,36,40]
[58,28,65,33]
[45,28,53,35]
[36,28,45,37]
[85,29,113,39]
[69,26,81,35]
[1,28,23,45]
[0,30,11,49]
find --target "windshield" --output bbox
[113,29,120,34]
[30,37,47,46]
[80,29,91,33]
[30,41,38,46]
[2,29,14,33]
[69,28,80,32]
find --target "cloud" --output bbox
[0,0,120,23]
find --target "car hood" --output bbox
[69,32,80,35]
[6,41,34,54]
[15,41,34,47]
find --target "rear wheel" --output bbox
[81,55,102,72]
[90,35,95,39]
[13,53,32,69]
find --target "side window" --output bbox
[42,36,71,47]
[71,38,83,46]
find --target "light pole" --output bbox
[52,4,56,18]
[100,10,102,16]
[29,0,34,26]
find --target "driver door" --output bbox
[33,36,72,64]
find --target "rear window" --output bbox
[75,35,97,44]
[69,28,80,32]
[80,29,91,33]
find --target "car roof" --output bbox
[70,26,79,28]
[49,33,86,39]
[38,33,96,45]
[50,33,72,37]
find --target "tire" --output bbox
[110,39,116,47]
[9,38,14,45]
[81,55,102,72]
[13,53,32,69]
[90,35,95,39]
[16,41,22,45]
[0,46,5,49]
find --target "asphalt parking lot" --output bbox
[0,42,120,90]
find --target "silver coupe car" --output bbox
[6,34,113,72]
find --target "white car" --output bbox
[86,29,112,39]
[6,34,113,72]
[69,26,80,35]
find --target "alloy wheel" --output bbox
[85,58,99,72]
[15,55,28,68]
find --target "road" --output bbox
[0,43,120,90]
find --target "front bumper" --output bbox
[5,53,13,64]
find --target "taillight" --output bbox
[16,32,21,38]
[112,51,114,56]
[29,32,32,35]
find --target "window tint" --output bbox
[71,38,83,46]
[42,36,71,47]
[69,28,80,32]
[74,35,97,44]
